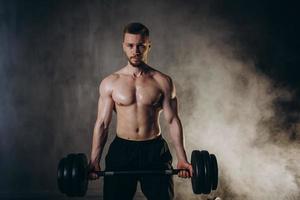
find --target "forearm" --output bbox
[169,117,188,162]
[90,120,109,166]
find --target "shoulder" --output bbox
[152,70,173,88]
[99,73,120,96]
[152,70,175,97]
[101,73,120,85]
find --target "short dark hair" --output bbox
[123,22,149,38]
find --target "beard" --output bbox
[128,55,143,67]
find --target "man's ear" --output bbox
[122,42,125,51]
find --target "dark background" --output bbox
[0,0,299,199]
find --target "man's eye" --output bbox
[138,45,146,50]
[128,44,133,48]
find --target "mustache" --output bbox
[130,55,141,59]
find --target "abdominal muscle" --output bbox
[115,103,162,141]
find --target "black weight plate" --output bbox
[207,153,214,191]
[64,154,76,197]
[210,154,218,190]
[69,155,81,197]
[201,151,212,194]
[57,157,66,194]
[198,151,206,194]
[76,153,89,197]
[191,150,203,194]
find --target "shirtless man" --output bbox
[89,22,193,200]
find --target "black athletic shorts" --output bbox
[103,135,174,200]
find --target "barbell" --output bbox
[57,150,218,197]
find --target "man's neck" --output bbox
[126,62,149,77]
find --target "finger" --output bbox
[178,171,182,177]
[92,175,98,180]
[188,165,193,177]
[179,170,187,178]
[179,171,184,177]
[88,173,98,180]
[184,171,189,178]
[188,168,193,178]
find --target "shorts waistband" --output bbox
[114,134,163,145]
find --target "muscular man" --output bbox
[89,22,193,200]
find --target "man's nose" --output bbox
[133,46,141,54]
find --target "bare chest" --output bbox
[112,77,162,107]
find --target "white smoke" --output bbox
[164,27,300,200]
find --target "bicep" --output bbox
[97,95,114,122]
[163,96,178,124]
[96,82,114,126]
[162,76,178,123]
